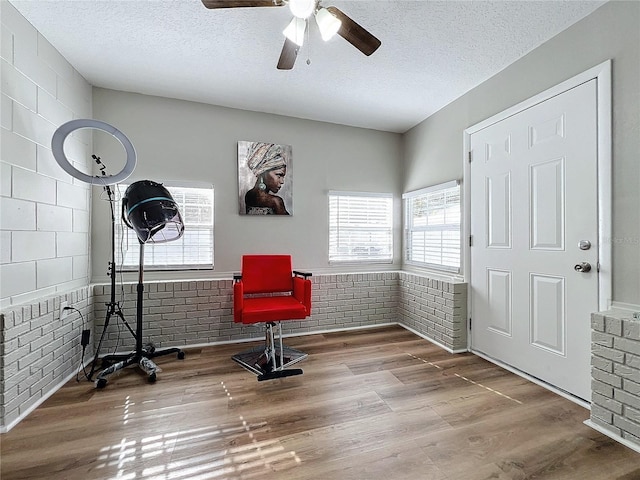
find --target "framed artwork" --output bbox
[238,140,293,215]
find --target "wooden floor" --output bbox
[2,325,639,480]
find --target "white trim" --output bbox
[161,180,214,190]
[402,179,460,199]
[403,260,460,274]
[465,61,611,136]
[463,59,613,341]
[584,420,640,454]
[610,301,640,313]
[596,61,613,311]
[472,349,590,409]
[463,134,471,310]
[399,266,464,284]
[328,190,393,198]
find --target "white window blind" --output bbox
[403,180,460,272]
[116,183,214,270]
[329,191,393,263]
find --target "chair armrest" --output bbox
[293,276,312,315]
[293,270,312,279]
[233,280,244,323]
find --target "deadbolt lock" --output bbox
[578,240,592,250]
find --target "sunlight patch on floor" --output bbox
[94,384,302,479]
[406,353,523,405]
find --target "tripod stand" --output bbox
[95,242,185,388]
[87,183,136,381]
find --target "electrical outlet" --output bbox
[60,301,69,319]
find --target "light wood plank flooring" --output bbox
[2,325,639,479]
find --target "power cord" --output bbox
[63,306,92,382]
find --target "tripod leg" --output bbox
[139,357,158,383]
[114,309,136,339]
[95,353,136,389]
[88,305,115,380]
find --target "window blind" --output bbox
[403,181,460,272]
[116,183,214,270]
[328,191,393,263]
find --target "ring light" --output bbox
[51,119,137,185]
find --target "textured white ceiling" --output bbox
[10,0,606,133]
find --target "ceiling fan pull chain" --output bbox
[306,18,312,65]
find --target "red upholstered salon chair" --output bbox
[232,255,312,381]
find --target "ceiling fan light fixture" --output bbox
[283,16,306,47]
[288,0,315,19]
[315,7,341,41]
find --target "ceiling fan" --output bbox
[201,0,381,70]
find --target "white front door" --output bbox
[470,79,598,401]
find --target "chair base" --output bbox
[232,321,307,381]
[232,344,307,378]
[258,368,303,382]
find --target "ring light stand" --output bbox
[52,119,138,385]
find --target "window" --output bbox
[116,183,214,270]
[328,191,393,263]
[403,180,460,272]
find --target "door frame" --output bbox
[462,60,612,399]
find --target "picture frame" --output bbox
[237,140,293,216]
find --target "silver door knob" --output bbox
[574,262,592,273]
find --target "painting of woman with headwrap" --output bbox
[237,141,293,215]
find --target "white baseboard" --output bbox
[1,359,93,434]
[584,419,640,454]
[401,324,468,354]
[471,349,591,409]
[184,322,402,351]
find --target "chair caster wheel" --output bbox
[96,378,107,389]
[148,372,157,383]
[178,351,185,360]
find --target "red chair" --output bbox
[232,255,312,381]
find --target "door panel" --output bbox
[471,80,598,401]
[530,273,565,355]
[530,158,564,250]
[487,269,512,336]
[486,173,511,248]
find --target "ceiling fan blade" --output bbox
[277,38,299,70]
[201,0,284,9]
[326,6,381,56]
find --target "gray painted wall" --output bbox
[403,1,640,306]
[90,88,403,283]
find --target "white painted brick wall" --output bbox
[1,1,92,309]
[591,311,640,448]
[0,2,94,433]
[92,273,400,355]
[398,272,467,352]
[91,272,465,358]
[0,287,92,431]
